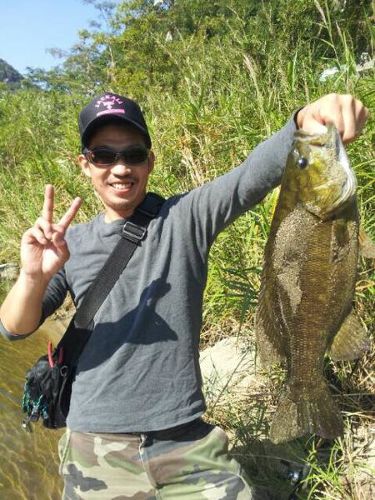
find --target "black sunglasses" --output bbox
[83,144,149,167]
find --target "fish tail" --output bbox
[269,381,343,444]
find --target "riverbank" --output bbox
[1,269,374,498]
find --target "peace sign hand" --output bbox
[20,185,82,282]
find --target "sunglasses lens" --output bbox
[123,145,149,165]
[90,149,117,165]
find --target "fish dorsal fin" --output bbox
[329,310,370,361]
[359,228,375,259]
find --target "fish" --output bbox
[255,124,371,444]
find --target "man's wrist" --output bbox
[19,269,50,289]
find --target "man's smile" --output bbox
[109,181,135,191]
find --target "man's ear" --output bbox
[148,151,155,173]
[77,154,92,178]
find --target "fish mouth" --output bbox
[324,126,357,216]
[296,125,357,218]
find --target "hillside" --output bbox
[0,58,23,86]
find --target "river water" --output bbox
[0,305,69,500]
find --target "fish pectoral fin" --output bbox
[359,227,375,259]
[329,310,370,361]
[269,381,343,444]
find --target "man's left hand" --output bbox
[296,93,369,144]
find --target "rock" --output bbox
[200,336,262,406]
[0,263,19,282]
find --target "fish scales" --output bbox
[255,125,368,444]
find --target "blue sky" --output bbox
[0,0,119,74]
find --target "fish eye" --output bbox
[297,156,309,169]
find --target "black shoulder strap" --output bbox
[57,192,165,365]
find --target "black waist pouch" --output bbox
[21,320,95,430]
[22,343,74,429]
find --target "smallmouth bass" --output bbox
[255,125,370,444]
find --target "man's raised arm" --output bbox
[0,185,81,336]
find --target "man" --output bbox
[0,92,368,499]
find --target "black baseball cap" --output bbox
[78,92,152,149]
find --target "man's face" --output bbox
[78,123,154,221]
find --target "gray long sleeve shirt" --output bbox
[1,116,296,432]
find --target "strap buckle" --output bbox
[122,221,147,243]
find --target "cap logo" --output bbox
[95,94,125,117]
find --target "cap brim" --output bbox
[81,115,151,149]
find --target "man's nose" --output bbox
[110,160,132,175]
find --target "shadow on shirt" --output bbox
[75,278,181,372]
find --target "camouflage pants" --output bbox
[58,418,253,499]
